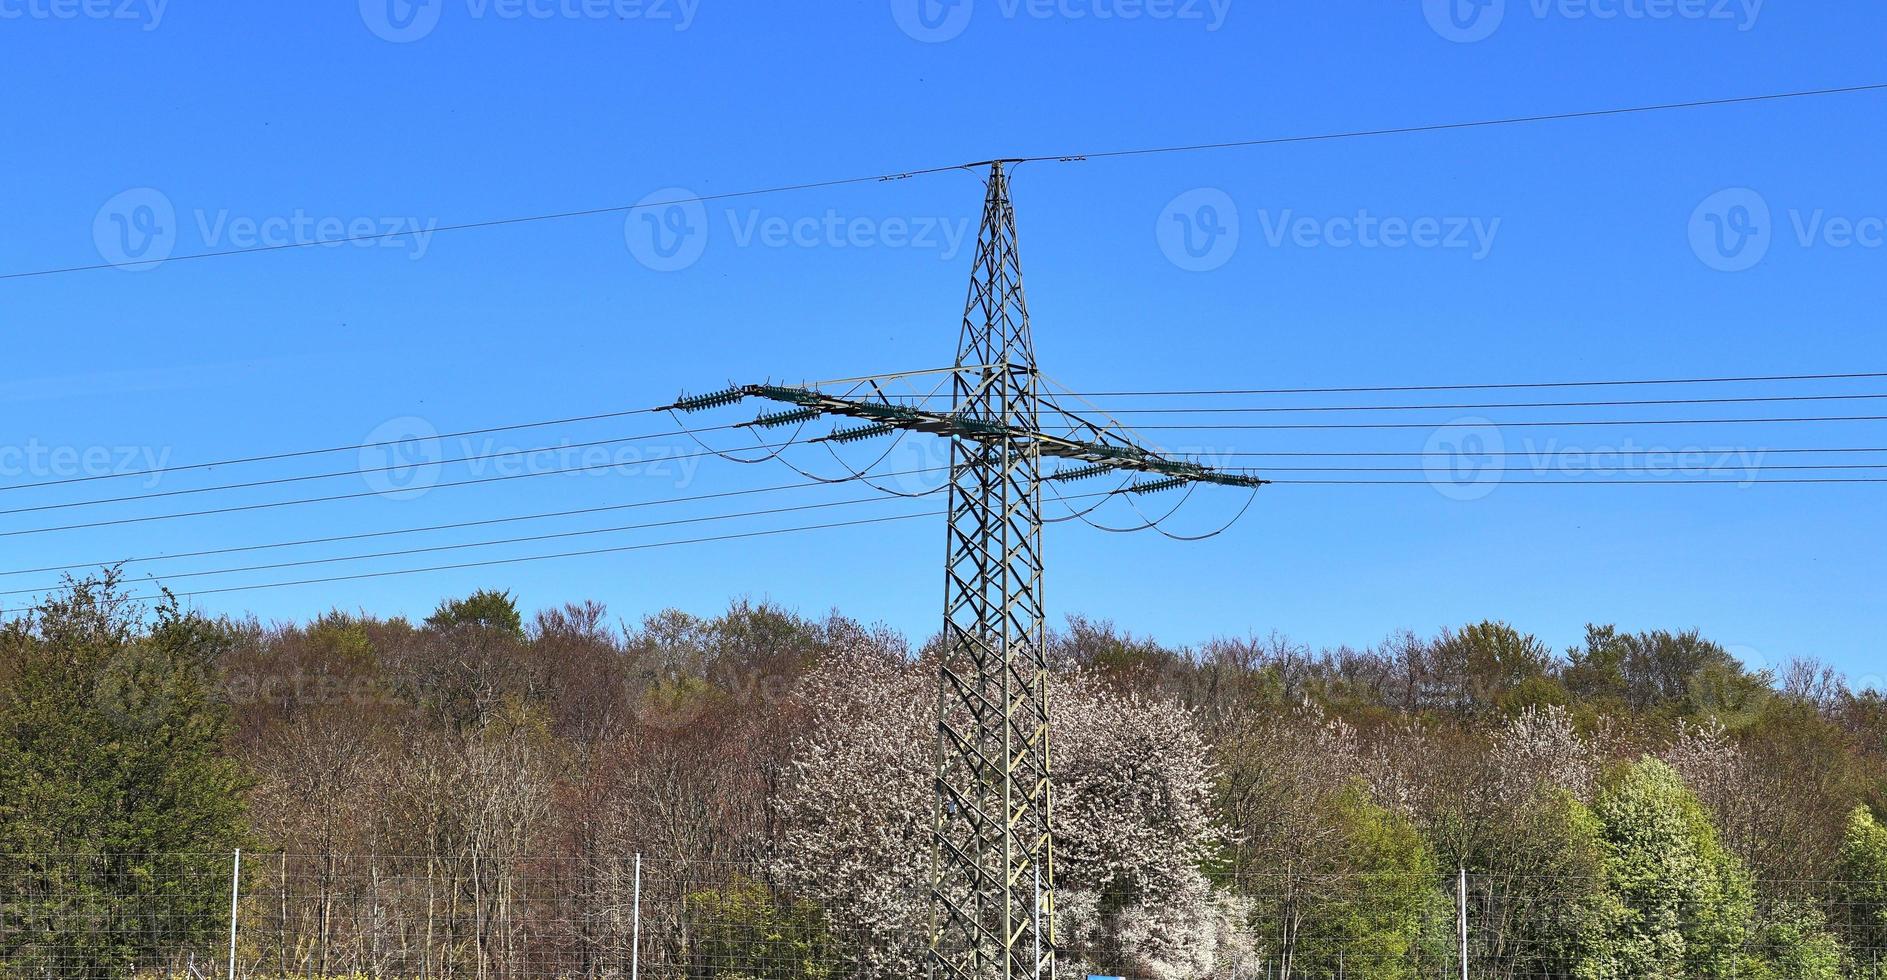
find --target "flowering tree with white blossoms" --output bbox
[775,645,1255,980]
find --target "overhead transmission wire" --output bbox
[1121,415,1887,431]
[8,368,1885,586]
[869,391,1887,415]
[3,400,1880,537]
[0,434,803,540]
[5,83,1885,283]
[9,395,1884,521]
[878,370,1887,399]
[0,481,1036,601]
[0,466,961,580]
[0,405,668,494]
[0,510,947,617]
[0,421,765,518]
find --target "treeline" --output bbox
[1,573,1886,979]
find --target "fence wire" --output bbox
[1,853,1884,979]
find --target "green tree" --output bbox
[1276,787,1448,980]
[1573,757,1755,980]
[683,876,836,980]
[1840,805,1887,963]
[1749,900,1843,980]
[1429,620,1556,715]
[426,588,525,638]
[0,576,249,977]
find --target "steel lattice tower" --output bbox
[668,161,1264,980]
[929,160,1054,980]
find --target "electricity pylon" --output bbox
[670,160,1263,980]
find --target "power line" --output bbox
[1020,82,1887,163]
[1127,415,1887,431]
[0,466,949,580]
[0,488,991,600]
[1054,392,1887,414]
[0,421,754,518]
[0,509,943,617]
[0,167,974,282]
[0,405,668,494]
[1207,447,1887,457]
[8,84,1883,284]
[1025,371,1887,398]
[11,373,1879,503]
[1266,478,1887,485]
[1228,464,1887,473]
[0,437,832,540]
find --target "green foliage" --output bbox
[426,588,524,638]
[1432,620,1556,714]
[683,876,837,980]
[1748,900,1844,980]
[0,577,249,977]
[1283,787,1448,980]
[1572,757,1754,980]
[1840,805,1887,956]
[1563,625,1764,720]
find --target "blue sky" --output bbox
[2,1,1884,681]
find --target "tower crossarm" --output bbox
[734,382,1268,490]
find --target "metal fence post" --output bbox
[227,849,242,980]
[631,853,642,980]
[1456,867,1468,980]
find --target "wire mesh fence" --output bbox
[1,852,1884,979]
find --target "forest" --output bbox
[2,572,1885,979]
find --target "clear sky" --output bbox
[2,1,1883,682]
